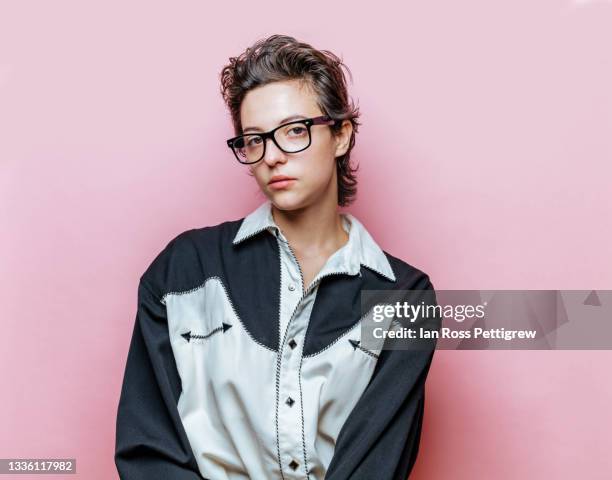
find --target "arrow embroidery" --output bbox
[182,323,233,343]
[348,339,379,359]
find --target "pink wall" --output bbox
[1,1,611,478]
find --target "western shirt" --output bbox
[115,199,438,480]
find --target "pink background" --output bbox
[1,1,611,478]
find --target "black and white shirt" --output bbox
[115,199,438,480]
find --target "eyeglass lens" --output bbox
[233,122,310,163]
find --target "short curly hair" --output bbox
[220,34,361,206]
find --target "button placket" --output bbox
[277,314,304,476]
[276,226,330,478]
[276,290,318,479]
[275,232,308,477]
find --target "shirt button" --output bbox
[288,284,295,291]
[288,339,297,349]
[289,460,299,470]
[285,396,295,407]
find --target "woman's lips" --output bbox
[268,178,296,190]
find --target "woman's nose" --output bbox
[261,137,287,166]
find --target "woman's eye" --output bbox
[247,137,262,146]
[289,127,306,136]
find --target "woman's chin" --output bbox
[267,191,306,211]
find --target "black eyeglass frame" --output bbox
[226,114,339,164]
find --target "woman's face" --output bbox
[239,79,350,211]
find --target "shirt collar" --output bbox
[232,199,396,282]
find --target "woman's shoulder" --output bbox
[138,216,245,297]
[381,249,435,291]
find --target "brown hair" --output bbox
[220,34,361,206]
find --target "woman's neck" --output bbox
[270,198,349,257]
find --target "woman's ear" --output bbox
[334,120,353,158]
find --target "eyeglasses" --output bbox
[226,115,338,164]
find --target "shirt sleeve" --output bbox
[114,277,206,480]
[323,274,440,480]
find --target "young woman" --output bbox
[115,34,438,480]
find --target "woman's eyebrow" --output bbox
[243,114,307,133]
